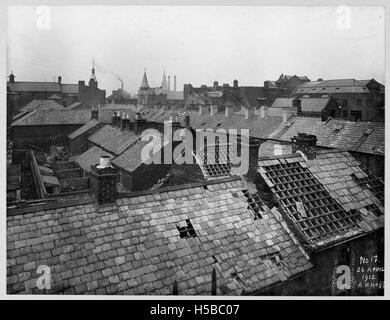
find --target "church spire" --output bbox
[140,68,149,89]
[90,58,97,82]
[161,68,168,91]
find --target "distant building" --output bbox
[6,62,106,119]
[292,78,385,121]
[184,79,264,111]
[264,74,310,99]
[137,69,184,108]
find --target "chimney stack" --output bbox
[282,107,297,122]
[239,138,261,180]
[58,76,62,84]
[210,105,218,116]
[213,81,218,90]
[291,133,317,160]
[233,79,238,88]
[112,111,121,127]
[168,76,171,91]
[174,75,177,92]
[225,105,231,117]
[260,106,268,118]
[134,112,147,134]
[184,112,190,128]
[199,105,207,116]
[91,104,99,120]
[244,106,255,120]
[90,156,118,205]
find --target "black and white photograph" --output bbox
[4,2,386,298]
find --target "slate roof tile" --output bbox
[7,178,312,295]
[257,150,384,250]
[268,116,384,155]
[88,125,140,156]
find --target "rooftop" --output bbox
[75,146,114,173]
[11,109,136,127]
[7,177,312,295]
[293,79,372,94]
[19,99,64,113]
[268,116,384,155]
[88,125,140,156]
[257,150,384,250]
[68,119,103,140]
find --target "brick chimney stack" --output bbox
[184,112,190,128]
[174,75,177,92]
[260,106,268,118]
[291,133,317,160]
[58,76,62,84]
[244,106,255,119]
[90,156,118,205]
[210,105,218,116]
[91,104,99,120]
[225,105,231,117]
[168,76,171,91]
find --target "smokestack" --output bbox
[58,76,62,84]
[174,75,177,92]
[168,76,171,91]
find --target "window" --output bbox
[343,110,349,118]
[350,110,362,121]
[357,99,362,106]
[342,99,348,107]
[176,219,197,239]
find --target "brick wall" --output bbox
[259,231,384,296]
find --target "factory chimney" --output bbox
[174,76,177,92]
[168,76,171,91]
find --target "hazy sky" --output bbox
[7,6,385,95]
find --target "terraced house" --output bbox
[6,127,384,295]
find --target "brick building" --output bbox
[184,79,264,110]
[7,63,106,119]
[137,70,184,108]
[263,74,310,99]
[292,78,384,121]
[260,116,384,178]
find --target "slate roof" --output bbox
[112,137,163,173]
[293,79,370,94]
[88,125,140,156]
[68,119,103,140]
[11,109,135,126]
[140,108,283,140]
[269,116,384,155]
[7,177,312,295]
[257,150,384,251]
[75,146,115,173]
[270,98,296,109]
[8,82,61,92]
[300,97,331,113]
[7,82,79,94]
[19,99,64,113]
